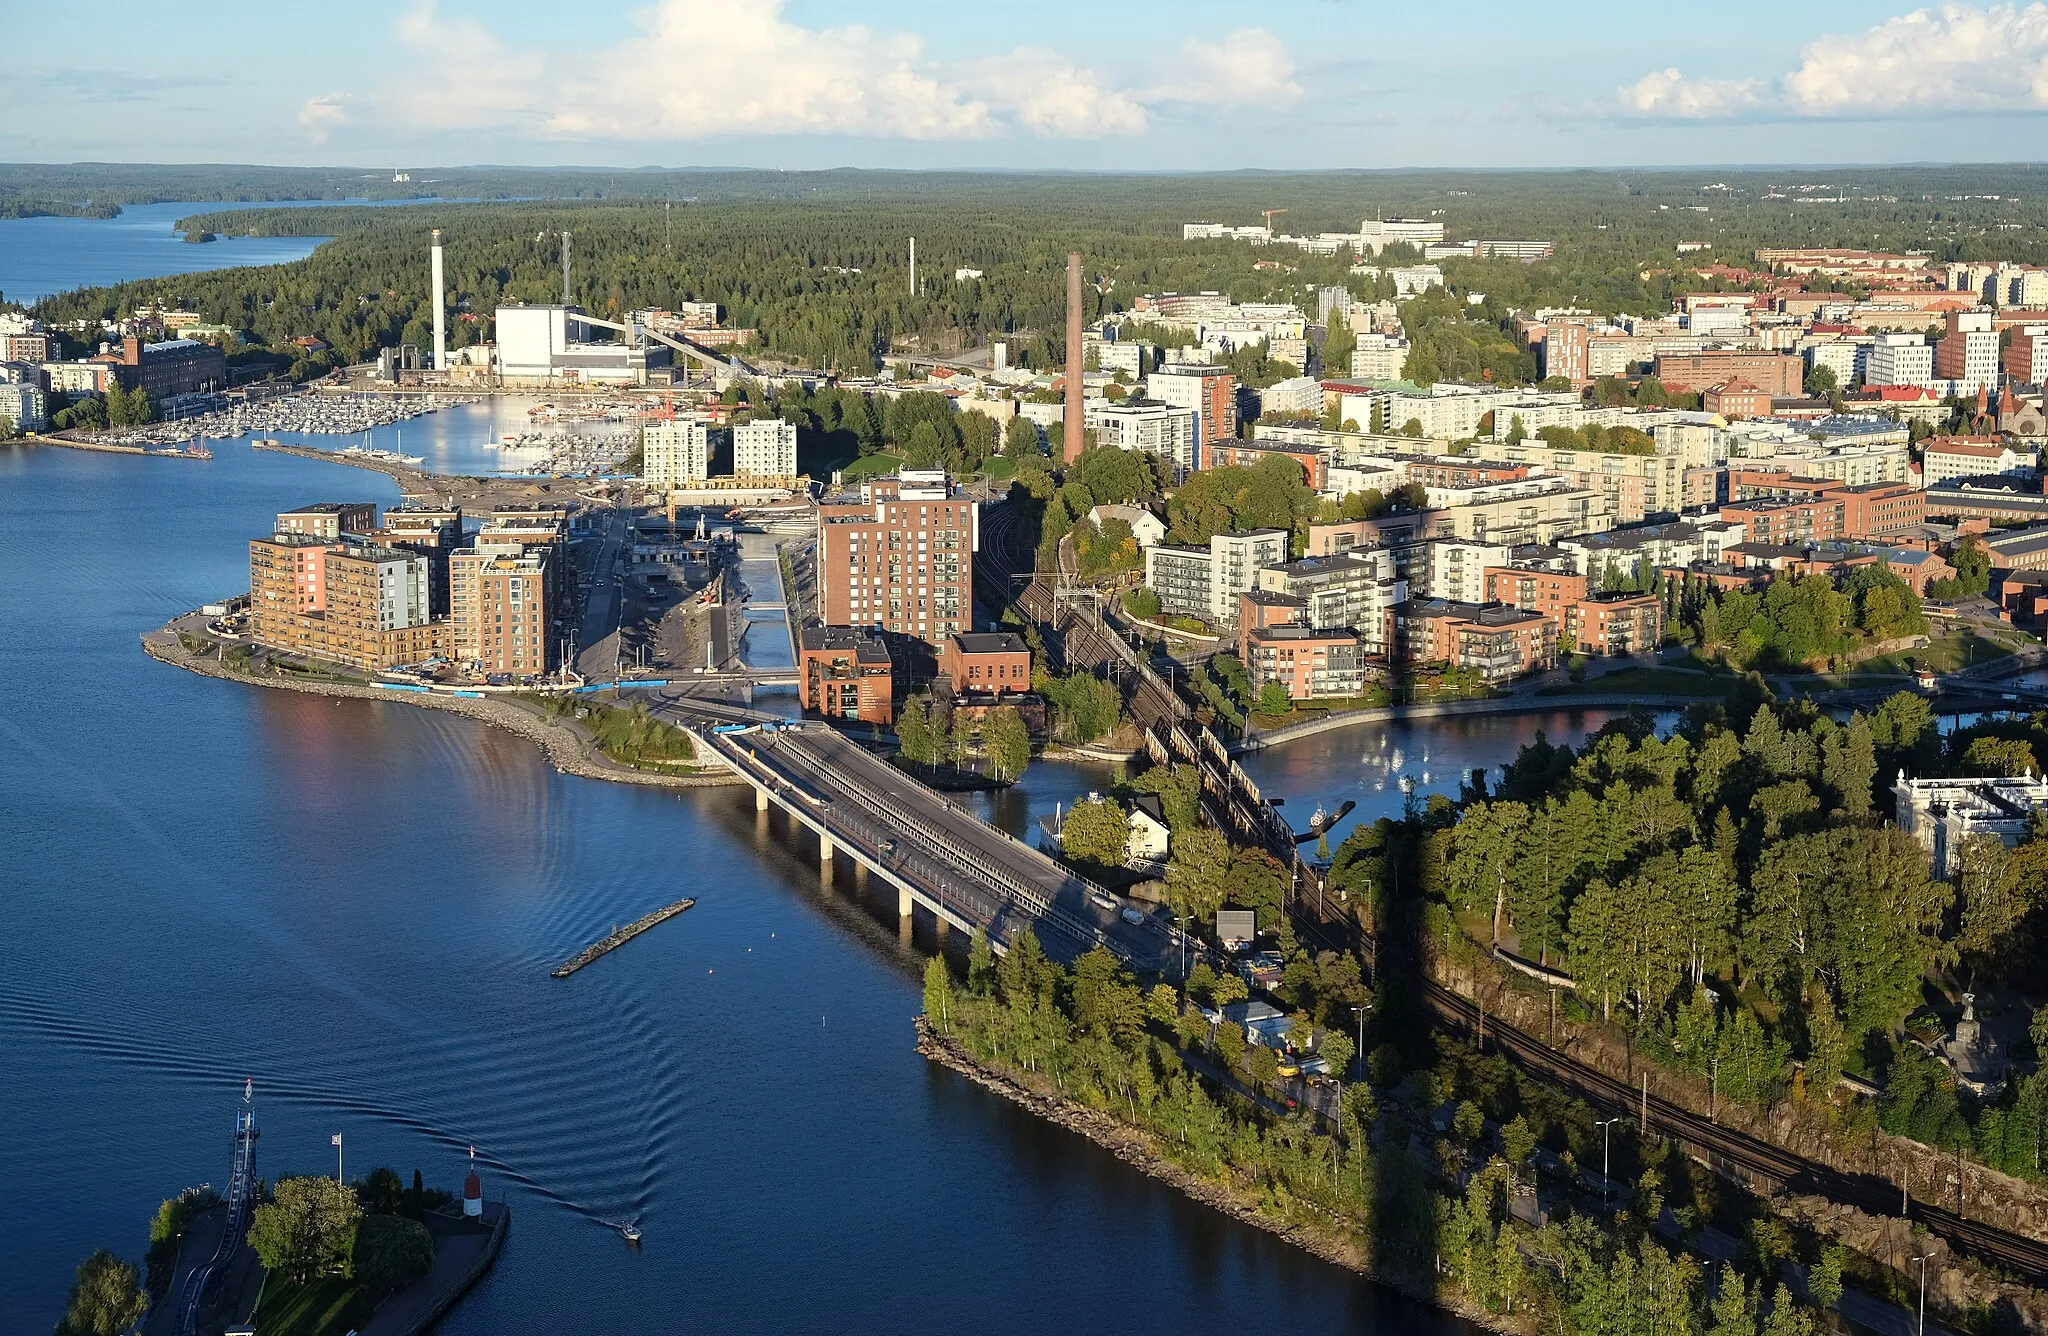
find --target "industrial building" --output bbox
[495,305,674,385]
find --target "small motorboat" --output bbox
[620,1222,642,1245]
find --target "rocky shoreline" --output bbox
[913,1016,1515,1333]
[141,632,744,792]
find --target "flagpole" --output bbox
[335,1133,343,1185]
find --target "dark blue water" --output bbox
[0,201,336,306]
[0,440,1495,1332]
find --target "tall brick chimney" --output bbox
[1064,252,1084,464]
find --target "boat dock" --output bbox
[551,897,696,977]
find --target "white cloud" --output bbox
[966,47,1149,138]
[1142,29,1302,108]
[1617,3,2048,120]
[297,94,349,146]
[537,0,994,141]
[327,0,1291,146]
[1618,69,1765,120]
[391,0,547,135]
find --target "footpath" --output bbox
[141,624,743,793]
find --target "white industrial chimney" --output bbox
[430,229,447,371]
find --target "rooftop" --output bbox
[800,625,892,664]
[953,631,1028,655]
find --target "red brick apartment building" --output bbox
[798,626,894,724]
[1201,440,1326,490]
[1652,351,1803,396]
[1390,599,1556,684]
[816,471,978,646]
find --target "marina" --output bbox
[550,897,697,978]
[84,390,481,447]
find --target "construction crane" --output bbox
[1262,208,1287,233]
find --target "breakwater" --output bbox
[553,899,696,978]
[140,628,742,793]
[33,436,202,459]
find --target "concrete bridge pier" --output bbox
[755,785,770,812]
[898,884,914,920]
[819,833,834,865]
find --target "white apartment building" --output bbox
[733,418,798,477]
[1724,435,1910,487]
[1086,399,1200,476]
[1866,334,1934,388]
[1804,337,1871,388]
[1350,264,1445,298]
[1938,310,2000,393]
[1558,520,1747,578]
[0,382,48,433]
[1921,439,2035,487]
[1095,341,1147,377]
[1350,332,1411,381]
[1260,376,1324,417]
[1254,548,1407,653]
[1323,460,1406,499]
[1183,222,1271,242]
[1384,386,1523,441]
[642,419,712,488]
[1407,539,1514,603]
[1144,529,1291,625]
[356,547,433,632]
[1357,218,1446,254]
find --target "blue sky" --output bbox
[8,1,2048,169]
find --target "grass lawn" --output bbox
[252,1276,370,1336]
[979,455,1017,482]
[838,451,903,481]
[1857,630,2017,676]
[1544,668,1735,698]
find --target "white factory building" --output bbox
[495,305,672,385]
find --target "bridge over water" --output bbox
[657,697,1179,973]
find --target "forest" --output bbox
[1406,692,2048,1183]
[1663,565,1935,671]
[26,163,2048,383]
[927,925,1860,1336]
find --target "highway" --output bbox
[658,700,1180,973]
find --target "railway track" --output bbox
[1426,961,2048,1284]
[982,501,2048,1290]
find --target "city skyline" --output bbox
[11,1,2048,171]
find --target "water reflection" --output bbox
[1237,709,1677,846]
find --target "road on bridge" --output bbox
[670,706,1178,973]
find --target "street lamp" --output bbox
[1350,1003,1370,1083]
[1173,913,1193,993]
[1912,1255,1930,1336]
[1594,1117,1622,1213]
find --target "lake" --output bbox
[0,437,1518,1333]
